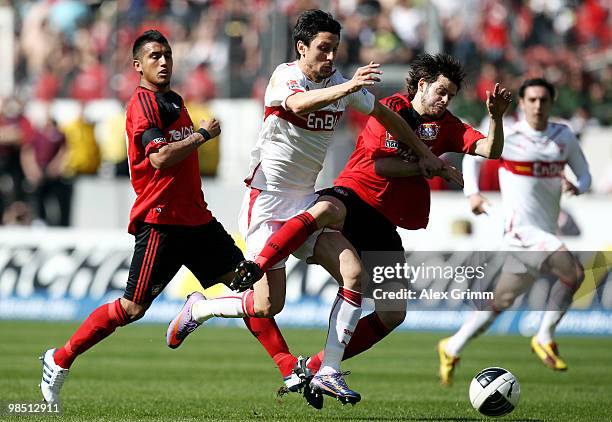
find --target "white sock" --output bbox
[319,287,361,375]
[536,277,575,345]
[192,290,254,323]
[445,310,497,356]
[536,311,565,345]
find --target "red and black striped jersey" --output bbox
[335,93,484,230]
[125,86,212,234]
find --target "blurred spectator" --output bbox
[61,105,101,177]
[6,0,609,131]
[0,98,34,222]
[20,109,72,226]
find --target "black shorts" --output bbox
[317,186,404,255]
[124,219,244,304]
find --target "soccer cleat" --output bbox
[303,380,324,410]
[531,336,568,371]
[437,337,460,386]
[229,260,264,292]
[166,292,205,349]
[309,371,361,405]
[39,348,69,405]
[283,355,312,392]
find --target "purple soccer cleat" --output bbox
[309,370,361,405]
[166,291,205,349]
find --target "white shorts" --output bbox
[238,188,323,270]
[502,226,564,276]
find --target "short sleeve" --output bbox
[346,88,375,114]
[129,90,166,155]
[265,66,305,109]
[447,115,485,154]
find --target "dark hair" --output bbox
[292,9,341,58]
[132,30,170,59]
[518,78,556,100]
[405,54,466,99]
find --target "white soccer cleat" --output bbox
[39,348,69,405]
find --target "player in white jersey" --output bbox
[437,78,592,385]
[168,10,447,405]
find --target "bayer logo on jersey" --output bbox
[469,367,520,417]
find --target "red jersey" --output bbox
[334,93,484,230]
[125,86,212,234]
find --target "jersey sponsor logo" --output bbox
[168,125,194,141]
[502,159,566,177]
[417,122,440,141]
[306,110,341,130]
[533,161,565,177]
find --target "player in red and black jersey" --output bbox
[235,54,512,407]
[39,30,244,406]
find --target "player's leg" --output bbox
[41,223,181,404]
[232,194,347,290]
[307,209,407,374]
[307,231,365,404]
[532,246,584,370]
[439,271,534,385]
[170,220,298,384]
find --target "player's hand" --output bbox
[200,118,221,139]
[440,165,464,188]
[561,177,579,196]
[469,193,490,215]
[418,154,445,179]
[348,62,382,93]
[486,83,512,120]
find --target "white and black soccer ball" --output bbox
[469,367,520,417]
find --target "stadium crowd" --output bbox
[0,0,610,226]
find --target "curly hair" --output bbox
[405,54,466,99]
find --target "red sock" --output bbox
[53,299,129,369]
[243,316,295,377]
[255,212,317,272]
[307,312,393,373]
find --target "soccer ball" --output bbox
[469,367,520,417]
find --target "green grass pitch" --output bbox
[1,321,611,421]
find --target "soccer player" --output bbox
[437,78,591,385]
[38,30,245,405]
[254,54,511,407]
[167,10,447,405]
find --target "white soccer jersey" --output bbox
[246,61,375,193]
[499,120,590,235]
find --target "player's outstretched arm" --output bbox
[370,102,444,176]
[149,118,220,169]
[374,157,463,187]
[472,83,512,159]
[285,62,381,115]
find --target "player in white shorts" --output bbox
[437,78,592,385]
[168,9,446,405]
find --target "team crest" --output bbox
[417,122,440,141]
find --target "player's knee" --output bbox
[564,264,585,291]
[340,259,366,289]
[121,300,148,322]
[494,292,516,310]
[378,310,406,329]
[254,296,284,317]
[256,302,284,318]
[317,200,346,226]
